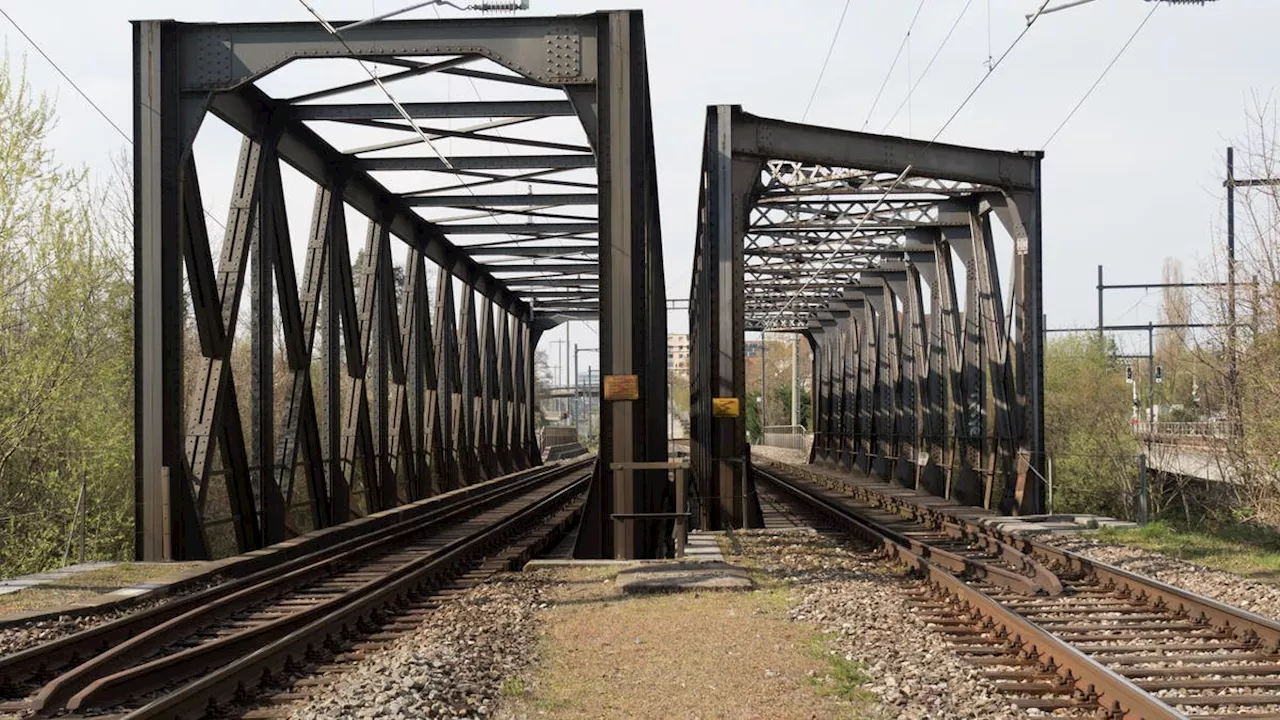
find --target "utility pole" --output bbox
[549,338,566,421]
[791,333,800,427]
[587,367,595,440]
[760,330,767,431]
[565,323,571,421]
[1226,147,1238,435]
[78,470,87,564]
[573,343,579,437]
[573,345,598,441]
[1223,149,1280,434]
[1147,322,1156,435]
[1097,265,1104,340]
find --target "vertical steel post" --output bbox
[1018,153,1047,516]
[791,334,800,428]
[1138,452,1149,525]
[598,10,639,558]
[1226,147,1239,435]
[760,331,767,432]
[79,470,87,564]
[134,21,189,561]
[1097,264,1104,340]
[1147,321,1155,432]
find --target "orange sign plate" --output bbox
[712,397,741,417]
[602,374,640,401]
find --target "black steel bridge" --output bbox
[132,9,1043,564]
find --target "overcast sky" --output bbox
[3,0,1277,369]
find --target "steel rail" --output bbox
[122,467,591,719]
[753,465,1058,597]
[0,461,569,695]
[754,463,1183,719]
[1,458,590,715]
[782,459,1280,656]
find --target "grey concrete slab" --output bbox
[0,562,118,595]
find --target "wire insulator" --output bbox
[468,0,529,12]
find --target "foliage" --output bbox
[1044,334,1140,519]
[0,60,133,576]
[1098,519,1280,580]
[746,384,811,445]
[532,348,552,425]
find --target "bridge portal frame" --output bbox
[133,11,666,561]
[690,106,1045,524]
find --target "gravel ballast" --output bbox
[0,587,210,658]
[1048,533,1280,621]
[732,529,1025,720]
[287,573,549,720]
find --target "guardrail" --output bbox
[1134,420,1237,438]
[761,425,809,451]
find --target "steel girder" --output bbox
[690,106,1044,521]
[569,11,670,560]
[133,12,665,560]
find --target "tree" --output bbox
[1188,99,1280,522]
[1044,334,1140,519]
[533,349,555,428]
[0,60,133,575]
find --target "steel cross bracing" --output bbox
[690,106,1044,526]
[133,11,667,561]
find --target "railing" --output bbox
[1134,421,1237,439]
[761,425,809,451]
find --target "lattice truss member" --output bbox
[134,13,667,560]
[690,106,1044,526]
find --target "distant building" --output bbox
[668,333,690,373]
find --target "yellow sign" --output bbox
[712,397,741,417]
[602,374,640,401]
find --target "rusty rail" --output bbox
[0,458,592,717]
[754,463,1184,719]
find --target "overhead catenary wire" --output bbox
[930,0,1053,143]
[881,0,976,133]
[861,0,927,130]
[296,0,533,253]
[1042,2,1160,147]
[768,0,1059,331]
[800,0,852,122]
[0,7,227,234]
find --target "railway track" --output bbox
[754,460,1280,720]
[0,459,591,719]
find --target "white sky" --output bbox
[3,0,1277,373]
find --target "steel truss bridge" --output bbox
[133,10,1043,562]
[689,107,1045,528]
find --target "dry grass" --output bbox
[499,565,877,719]
[0,562,205,616]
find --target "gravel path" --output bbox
[733,529,1025,719]
[287,573,549,720]
[1048,533,1280,621]
[752,444,810,466]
